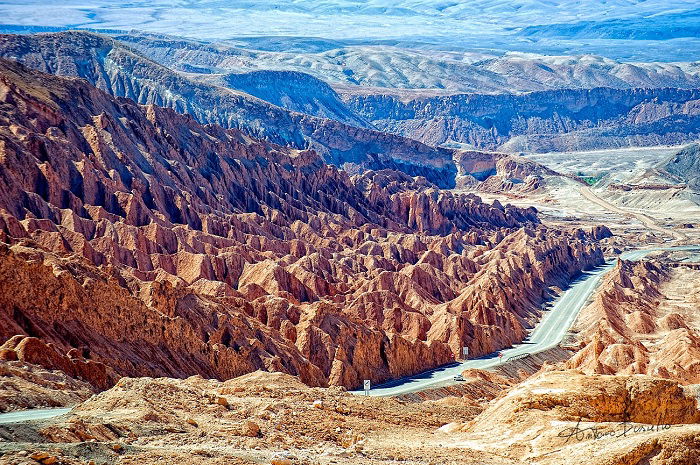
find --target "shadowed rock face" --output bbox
[0,58,603,390]
[0,31,458,187]
[216,70,370,128]
[662,143,700,191]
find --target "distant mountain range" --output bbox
[106,33,700,153]
[1,30,698,165]
[344,88,700,152]
[519,8,700,41]
[116,32,700,94]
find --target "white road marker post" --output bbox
[363,379,371,396]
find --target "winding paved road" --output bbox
[0,407,71,424]
[352,245,700,397]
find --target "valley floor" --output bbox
[475,145,700,248]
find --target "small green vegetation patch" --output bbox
[576,171,604,186]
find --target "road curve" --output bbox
[0,407,72,424]
[352,245,700,397]
[1,249,696,408]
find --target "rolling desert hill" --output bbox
[662,143,700,191]
[114,32,700,93]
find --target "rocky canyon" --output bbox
[1,5,700,464]
[0,58,606,396]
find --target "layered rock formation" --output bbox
[0,336,116,391]
[0,58,604,392]
[662,143,700,191]
[453,149,557,192]
[567,259,700,383]
[454,370,700,465]
[470,371,700,429]
[0,358,94,412]
[344,88,700,152]
[0,31,456,187]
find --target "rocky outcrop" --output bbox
[470,371,700,430]
[591,225,614,240]
[0,58,603,390]
[0,359,94,412]
[567,259,700,384]
[444,371,700,465]
[453,149,557,192]
[661,143,700,190]
[344,88,700,152]
[0,336,117,391]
